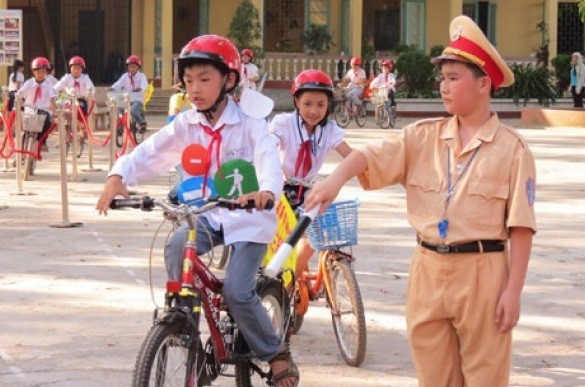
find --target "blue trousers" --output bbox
[164,217,283,362]
[130,101,146,125]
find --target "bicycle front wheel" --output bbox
[132,315,208,387]
[377,106,391,129]
[326,256,366,367]
[23,134,36,180]
[334,103,350,128]
[355,105,367,127]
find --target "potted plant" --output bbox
[301,24,334,55]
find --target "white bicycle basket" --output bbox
[22,113,46,133]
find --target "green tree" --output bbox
[580,0,585,22]
[227,0,262,55]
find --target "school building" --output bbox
[0,0,583,89]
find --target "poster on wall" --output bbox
[0,9,23,67]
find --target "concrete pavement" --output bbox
[1,115,584,386]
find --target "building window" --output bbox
[307,0,329,26]
[363,0,401,52]
[557,2,584,54]
[402,0,425,50]
[265,0,305,52]
[463,1,497,44]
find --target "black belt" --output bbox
[417,236,505,254]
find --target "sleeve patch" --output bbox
[525,177,535,207]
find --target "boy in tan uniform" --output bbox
[305,15,537,387]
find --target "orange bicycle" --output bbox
[266,199,367,367]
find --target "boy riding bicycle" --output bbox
[97,35,299,387]
[110,55,148,132]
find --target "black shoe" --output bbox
[139,122,147,133]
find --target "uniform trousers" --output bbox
[165,217,283,362]
[406,245,511,387]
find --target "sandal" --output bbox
[269,350,300,387]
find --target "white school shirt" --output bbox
[54,73,95,98]
[8,72,24,92]
[111,71,149,103]
[269,111,344,183]
[109,98,283,245]
[345,68,366,88]
[370,71,396,91]
[240,62,259,90]
[18,77,57,113]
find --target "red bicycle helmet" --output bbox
[31,57,51,70]
[126,55,142,67]
[291,69,334,97]
[241,48,254,59]
[381,59,394,68]
[177,35,240,83]
[69,55,86,69]
[350,57,362,66]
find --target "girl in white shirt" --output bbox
[54,56,95,116]
[269,69,352,283]
[7,59,24,111]
[369,59,397,110]
[17,57,57,150]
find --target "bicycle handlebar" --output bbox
[110,195,274,213]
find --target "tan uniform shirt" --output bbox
[358,114,537,244]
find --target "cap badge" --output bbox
[451,25,463,41]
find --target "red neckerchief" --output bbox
[293,138,313,200]
[74,77,80,90]
[33,83,42,103]
[129,73,135,89]
[384,73,388,83]
[200,123,224,196]
[294,140,312,178]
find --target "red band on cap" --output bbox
[449,36,504,89]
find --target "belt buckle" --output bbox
[436,244,450,254]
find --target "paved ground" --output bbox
[1,114,584,386]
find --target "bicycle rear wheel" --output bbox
[235,276,288,387]
[132,314,209,387]
[355,105,367,127]
[377,105,391,129]
[326,255,366,367]
[334,103,350,128]
[115,119,124,148]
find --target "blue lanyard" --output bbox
[446,145,481,205]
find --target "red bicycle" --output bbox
[111,195,291,387]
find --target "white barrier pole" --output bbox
[108,95,117,170]
[10,95,33,196]
[50,99,82,228]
